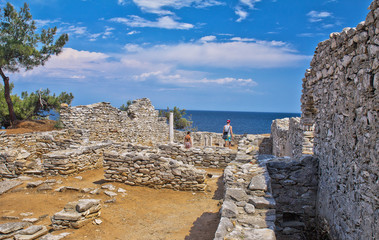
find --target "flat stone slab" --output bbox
[225,188,248,202]
[39,232,71,240]
[248,173,270,191]
[101,184,115,191]
[104,190,117,197]
[0,180,23,195]
[53,210,82,221]
[248,196,276,209]
[227,227,276,240]
[0,222,30,234]
[76,199,101,213]
[27,181,44,188]
[14,225,49,240]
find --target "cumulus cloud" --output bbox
[130,38,305,68]
[307,11,332,22]
[110,16,194,29]
[15,37,309,90]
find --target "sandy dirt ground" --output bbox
[0,120,57,135]
[0,168,224,240]
[1,120,225,239]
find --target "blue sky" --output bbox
[2,0,372,113]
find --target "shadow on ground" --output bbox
[184,212,220,240]
[213,175,224,200]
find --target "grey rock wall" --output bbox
[301,0,378,239]
[214,153,276,240]
[103,146,207,191]
[267,156,318,240]
[271,118,305,158]
[60,99,169,145]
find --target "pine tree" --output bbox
[0,2,68,126]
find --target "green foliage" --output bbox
[159,106,194,130]
[0,2,69,125]
[0,83,73,128]
[119,100,132,111]
[0,2,69,72]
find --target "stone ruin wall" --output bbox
[103,146,207,192]
[60,98,169,145]
[214,135,319,240]
[0,129,96,178]
[267,156,318,240]
[174,130,241,147]
[271,117,306,159]
[301,1,378,239]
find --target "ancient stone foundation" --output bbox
[103,147,207,191]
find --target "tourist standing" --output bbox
[223,119,233,148]
[184,131,192,148]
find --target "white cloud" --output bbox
[110,16,194,29]
[235,7,248,22]
[67,26,88,35]
[127,30,140,35]
[34,19,60,28]
[199,35,217,43]
[307,11,332,22]
[118,0,127,5]
[132,0,224,15]
[200,77,257,86]
[124,44,144,52]
[15,38,309,89]
[234,0,261,22]
[240,0,261,9]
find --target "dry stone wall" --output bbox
[156,144,237,168]
[0,129,92,178]
[214,150,276,240]
[271,118,305,158]
[103,145,207,191]
[301,1,378,239]
[60,98,169,145]
[0,98,169,179]
[267,156,318,240]
[174,131,241,147]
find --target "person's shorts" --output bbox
[225,135,231,141]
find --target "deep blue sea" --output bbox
[184,110,300,134]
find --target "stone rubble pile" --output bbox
[51,199,101,230]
